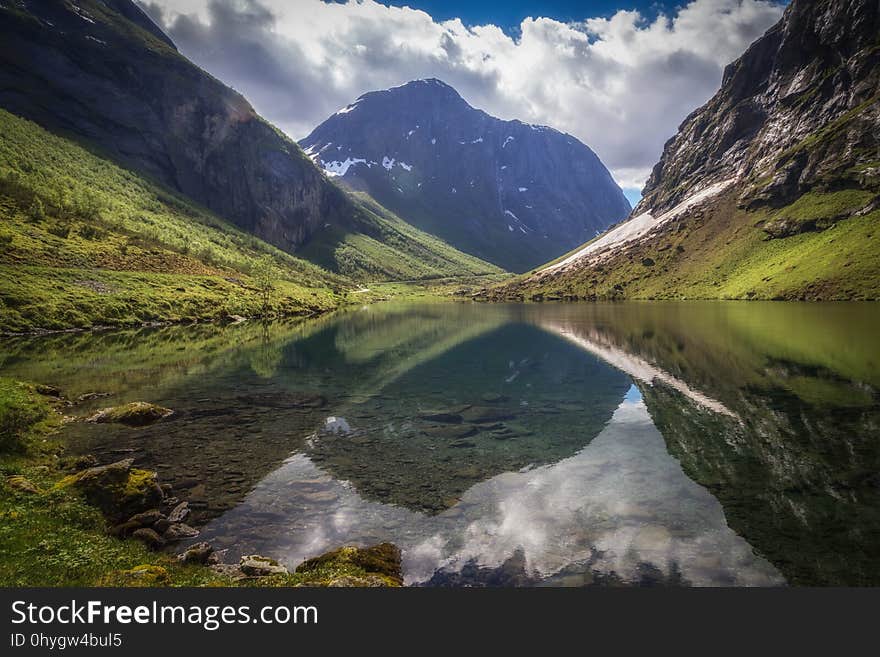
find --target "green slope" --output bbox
[489,189,880,302]
[0,109,354,333]
[0,109,504,333]
[299,192,505,282]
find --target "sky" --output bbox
[138,0,786,203]
[345,1,683,28]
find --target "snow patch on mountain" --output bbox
[335,101,359,115]
[541,178,736,274]
[321,157,369,177]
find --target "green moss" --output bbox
[98,564,171,587]
[0,378,56,452]
[0,376,404,587]
[0,475,230,586]
[769,189,874,225]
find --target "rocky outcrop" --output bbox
[301,79,631,272]
[0,0,354,254]
[638,0,880,215]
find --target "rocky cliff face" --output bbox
[494,0,880,301]
[0,0,350,253]
[639,0,880,215]
[301,79,631,272]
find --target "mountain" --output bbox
[0,0,499,283]
[493,0,880,301]
[0,108,348,333]
[300,79,631,273]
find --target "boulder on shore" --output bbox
[240,555,288,577]
[54,458,164,522]
[164,523,199,541]
[131,527,165,549]
[178,542,216,565]
[295,542,403,587]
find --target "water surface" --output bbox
[2,301,878,585]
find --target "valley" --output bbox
[0,0,878,592]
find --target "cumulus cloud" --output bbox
[139,0,784,191]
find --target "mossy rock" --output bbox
[55,458,164,522]
[240,555,288,577]
[295,543,403,587]
[99,564,170,587]
[6,475,41,495]
[86,402,173,427]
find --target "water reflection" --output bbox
[196,391,782,586]
[1,301,877,585]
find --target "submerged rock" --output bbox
[295,543,403,587]
[420,424,477,440]
[322,416,352,435]
[54,458,165,522]
[86,402,173,427]
[460,406,515,424]
[417,410,462,424]
[75,392,113,404]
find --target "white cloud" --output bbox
[140,0,784,191]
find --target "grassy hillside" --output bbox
[0,110,502,333]
[299,193,504,281]
[0,109,357,332]
[489,186,880,302]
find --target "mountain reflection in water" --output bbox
[196,391,783,586]
[1,301,877,585]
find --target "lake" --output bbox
[1,301,878,586]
